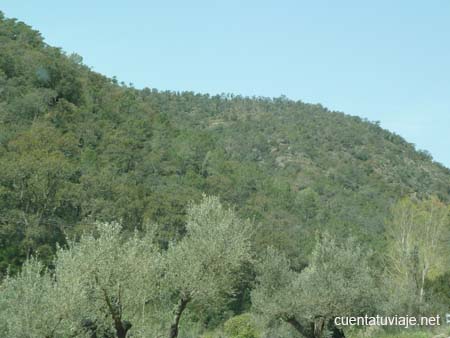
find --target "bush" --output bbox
[224,313,260,338]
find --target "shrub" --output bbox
[224,313,260,338]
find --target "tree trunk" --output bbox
[286,317,314,338]
[114,320,132,338]
[313,317,325,338]
[100,286,132,338]
[168,296,190,338]
[419,264,428,304]
[328,320,345,338]
[286,317,345,338]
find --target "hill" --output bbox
[1,11,449,276]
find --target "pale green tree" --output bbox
[0,196,253,338]
[252,234,376,338]
[385,196,450,312]
[0,258,63,338]
[163,195,253,338]
[0,222,163,338]
[53,222,163,338]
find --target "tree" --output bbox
[163,195,253,338]
[54,222,162,338]
[251,234,376,338]
[294,187,320,223]
[0,122,81,272]
[0,196,253,338]
[0,222,162,338]
[0,258,62,338]
[385,196,450,312]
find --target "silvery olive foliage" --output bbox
[54,221,163,337]
[0,258,63,338]
[165,195,253,306]
[164,195,253,337]
[0,222,163,338]
[251,234,376,338]
[0,195,253,338]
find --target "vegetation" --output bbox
[251,235,376,338]
[223,313,260,338]
[0,196,252,338]
[384,196,450,315]
[0,12,449,338]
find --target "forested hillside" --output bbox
[1,12,449,273]
[0,13,449,338]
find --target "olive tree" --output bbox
[0,222,162,338]
[53,222,163,338]
[162,195,253,338]
[0,196,253,338]
[252,234,376,338]
[0,258,63,338]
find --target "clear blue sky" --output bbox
[2,1,450,167]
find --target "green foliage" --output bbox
[0,221,163,338]
[2,11,450,278]
[383,196,450,315]
[426,271,450,310]
[0,258,60,338]
[223,313,260,338]
[0,196,252,338]
[164,196,252,304]
[162,195,253,337]
[347,327,445,338]
[0,12,450,338]
[252,234,377,338]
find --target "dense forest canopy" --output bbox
[0,12,449,338]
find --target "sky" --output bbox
[2,0,450,168]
